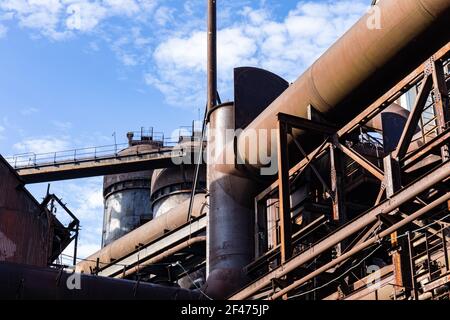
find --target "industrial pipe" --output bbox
[76,194,207,274]
[0,262,201,300]
[230,161,450,299]
[236,0,450,167]
[205,103,258,299]
[117,236,206,279]
[269,192,450,300]
[207,0,217,110]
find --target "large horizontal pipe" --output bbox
[230,161,450,299]
[0,262,200,300]
[118,236,206,279]
[269,192,450,300]
[76,194,207,274]
[237,0,450,166]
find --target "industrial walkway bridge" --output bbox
[5,142,195,184]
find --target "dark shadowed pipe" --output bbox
[0,262,201,300]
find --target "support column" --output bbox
[431,58,450,162]
[330,137,346,224]
[384,155,413,299]
[330,137,347,257]
[277,119,293,264]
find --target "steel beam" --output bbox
[229,162,450,300]
[330,138,346,223]
[277,112,338,135]
[337,44,450,138]
[269,192,450,300]
[337,143,384,181]
[431,58,450,161]
[291,134,332,196]
[394,74,433,160]
[402,128,450,170]
[277,119,293,263]
[383,155,412,296]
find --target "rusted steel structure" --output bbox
[0,155,78,267]
[1,0,450,300]
[230,44,450,300]
[237,0,450,166]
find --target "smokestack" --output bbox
[207,0,217,111]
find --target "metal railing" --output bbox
[5,142,176,169]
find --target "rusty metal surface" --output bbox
[98,215,207,278]
[207,0,217,111]
[230,161,450,300]
[76,194,207,274]
[0,262,201,300]
[119,236,206,279]
[17,147,182,184]
[268,192,450,300]
[0,156,52,267]
[237,0,450,167]
[206,103,258,299]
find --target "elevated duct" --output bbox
[236,0,450,168]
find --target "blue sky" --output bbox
[0,0,370,261]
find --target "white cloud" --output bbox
[0,0,69,39]
[65,1,107,32]
[47,177,104,260]
[88,41,100,51]
[148,0,368,108]
[1,0,369,109]
[63,241,101,261]
[20,107,39,115]
[0,0,160,39]
[13,136,71,154]
[0,24,7,38]
[154,5,174,26]
[104,0,139,16]
[52,120,72,130]
[61,178,104,221]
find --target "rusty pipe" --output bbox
[237,0,450,167]
[207,0,217,110]
[205,103,258,300]
[230,161,450,299]
[76,194,207,274]
[117,236,206,279]
[269,192,450,300]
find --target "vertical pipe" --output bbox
[206,104,256,299]
[207,0,217,111]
